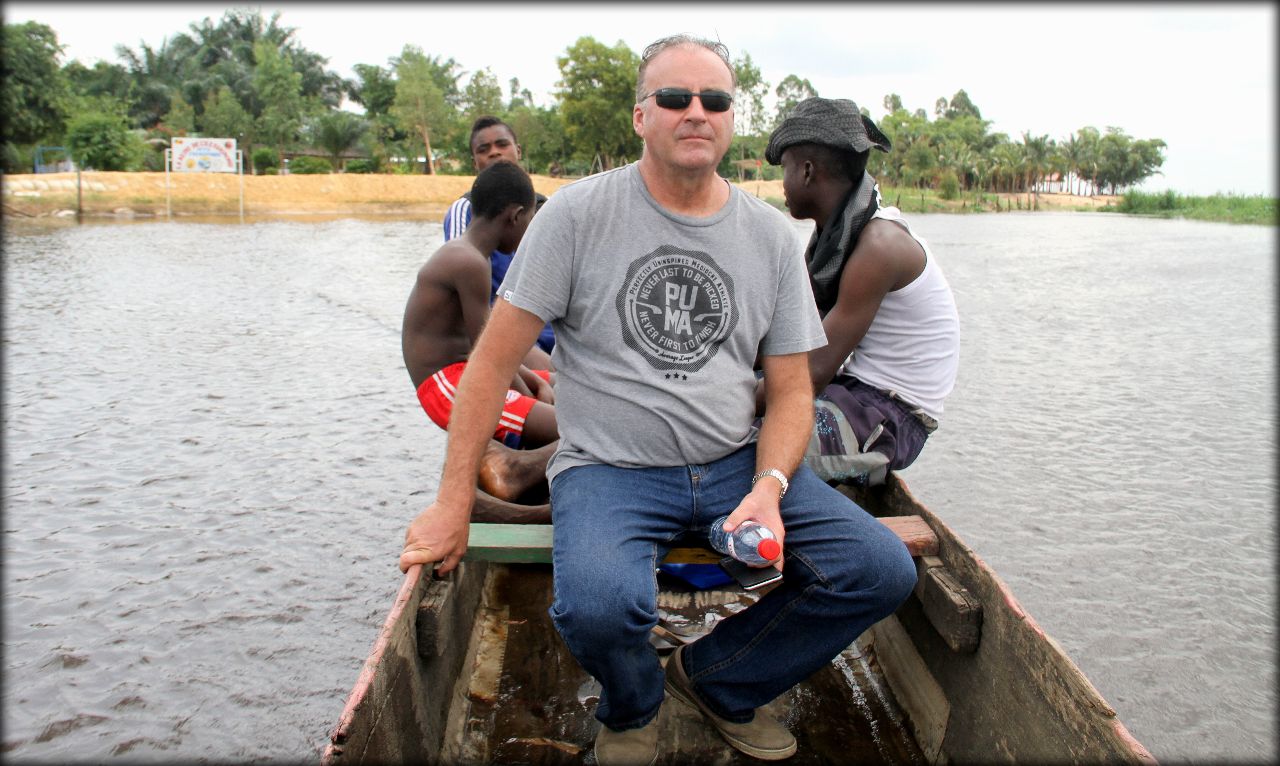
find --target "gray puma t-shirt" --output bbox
[500,164,825,482]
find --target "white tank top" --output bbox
[838,207,959,421]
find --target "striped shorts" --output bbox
[415,362,548,448]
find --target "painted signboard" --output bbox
[171,137,238,173]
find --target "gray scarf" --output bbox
[805,172,881,316]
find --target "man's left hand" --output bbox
[720,486,785,571]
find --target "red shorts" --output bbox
[416,362,550,448]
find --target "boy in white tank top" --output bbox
[761,97,959,482]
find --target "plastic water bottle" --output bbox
[708,516,781,566]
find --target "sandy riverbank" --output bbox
[2,171,1117,220]
[2,171,572,220]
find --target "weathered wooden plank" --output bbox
[327,563,475,765]
[865,614,951,764]
[463,515,939,564]
[879,515,938,557]
[913,556,982,654]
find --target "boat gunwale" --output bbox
[328,564,426,752]
[857,475,1157,764]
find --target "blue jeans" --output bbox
[547,443,917,731]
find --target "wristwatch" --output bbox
[751,468,790,499]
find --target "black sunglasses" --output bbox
[642,87,734,113]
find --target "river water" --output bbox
[2,211,1274,763]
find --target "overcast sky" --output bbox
[6,2,1275,196]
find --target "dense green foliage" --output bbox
[65,111,144,170]
[3,22,70,145]
[8,8,1265,220]
[938,169,960,200]
[388,46,461,173]
[251,146,279,173]
[555,37,641,171]
[286,155,331,174]
[343,158,380,174]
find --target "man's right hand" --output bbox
[401,301,548,575]
[399,499,472,574]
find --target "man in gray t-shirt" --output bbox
[498,160,823,482]
[401,34,916,766]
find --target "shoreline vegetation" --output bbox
[10,12,1269,227]
[4,172,1273,226]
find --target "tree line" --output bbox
[4,9,1165,195]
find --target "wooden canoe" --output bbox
[322,474,1156,764]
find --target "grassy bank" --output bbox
[757,184,1277,223]
[750,183,1120,216]
[1102,190,1277,226]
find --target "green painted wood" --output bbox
[462,523,722,564]
[462,518,938,565]
[463,524,554,564]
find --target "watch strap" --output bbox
[751,468,789,499]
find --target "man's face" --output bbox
[779,147,813,220]
[471,125,520,171]
[632,45,734,173]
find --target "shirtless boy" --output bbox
[402,161,557,507]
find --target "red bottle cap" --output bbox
[757,538,781,561]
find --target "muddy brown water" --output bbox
[2,212,1274,762]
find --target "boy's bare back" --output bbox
[401,237,494,389]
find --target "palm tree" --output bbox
[183,9,345,119]
[1047,145,1068,195]
[1020,131,1052,206]
[950,144,977,192]
[971,155,993,205]
[991,143,1022,194]
[312,112,368,171]
[1076,127,1101,196]
[1061,132,1087,195]
[115,37,191,128]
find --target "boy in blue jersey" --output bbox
[445,116,556,361]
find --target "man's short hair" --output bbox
[469,116,517,150]
[636,35,737,103]
[469,161,535,220]
[792,143,870,184]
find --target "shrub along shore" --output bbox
[3,171,1272,226]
